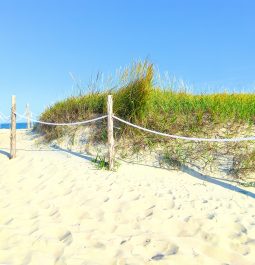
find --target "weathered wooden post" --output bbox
[10,95,16,159]
[107,95,114,170]
[26,104,31,129]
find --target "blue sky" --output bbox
[0,0,254,117]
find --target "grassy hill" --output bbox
[38,61,255,179]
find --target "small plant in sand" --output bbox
[92,154,109,170]
[92,153,120,170]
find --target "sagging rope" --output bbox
[113,115,255,142]
[12,112,255,142]
[15,112,108,126]
[31,112,39,118]
[0,112,10,121]
[1,112,28,122]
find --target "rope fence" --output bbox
[3,95,255,169]
[113,115,255,143]
[0,112,10,121]
[15,112,108,126]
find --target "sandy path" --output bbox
[0,130,255,265]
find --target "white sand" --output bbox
[0,130,255,265]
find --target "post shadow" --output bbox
[0,145,92,162]
[118,158,255,199]
[181,165,255,199]
[0,149,11,159]
[50,145,93,162]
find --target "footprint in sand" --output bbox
[165,243,179,255]
[59,230,73,246]
[144,209,154,219]
[147,205,156,210]
[104,197,110,202]
[229,223,247,238]
[207,213,215,220]
[133,195,141,201]
[49,208,60,218]
[35,226,73,246]
[183,215,191,222]
[151,253,164,260]
[151,243,179,261]
[93,241,106,249]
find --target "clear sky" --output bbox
[0,0,254,117]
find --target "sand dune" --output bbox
[0,130,255,265]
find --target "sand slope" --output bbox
[0,130,255,265]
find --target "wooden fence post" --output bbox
[107,95,114,170]
[26,104,31,129]
[10,95,16,159]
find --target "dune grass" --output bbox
[38,61,255,178]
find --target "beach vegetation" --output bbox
[92,154,109,170]
[38,61,255,178]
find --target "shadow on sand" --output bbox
[181,165,255,199]
[50,145,93,162]
[119,158,255,199]
[1,144,254,199]
[0,149,11,159]
[0,144,93,163]
[0,145,93,162]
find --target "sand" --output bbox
[0,129,255,265]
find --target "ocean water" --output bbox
[0,123,29,129]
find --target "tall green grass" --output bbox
[150,90,255,123]
[143,90,255,136]
[40,61,255,137]
[39,61,154,140]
